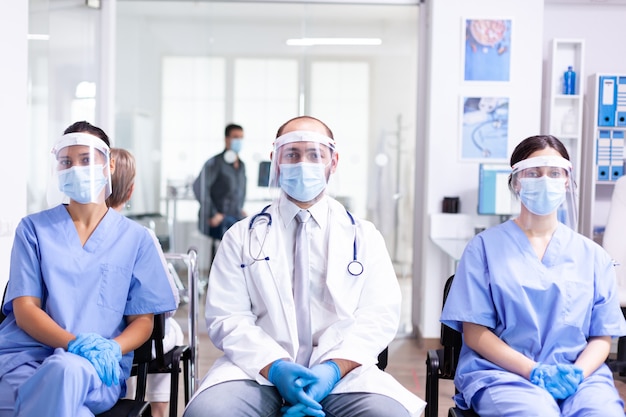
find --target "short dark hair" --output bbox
[275,116,334,138]
[64,121,111,147]
[225,124,243,138]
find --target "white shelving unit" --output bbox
[580,73,626,240]
[544,39,585,193]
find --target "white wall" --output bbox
[543,4,626,78]
[0,2,28,292]
[415,0,545,338]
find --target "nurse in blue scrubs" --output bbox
[0,121,176,417]
[441,134,626,417]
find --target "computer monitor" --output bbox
[257,161,271,187]
[477,163,520,219]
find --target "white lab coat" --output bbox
[194,195,425,416]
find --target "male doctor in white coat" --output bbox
[183,116,426,417]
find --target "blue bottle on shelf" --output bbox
[563,66,576,95]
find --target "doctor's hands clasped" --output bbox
[68,332,122,386]
[268,359,323,410]
[281,361,342,417]
[530,363,584,400]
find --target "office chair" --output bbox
[377,347,389,371]
[146,312,193,417]
[425,275,479,417]
[96,329,154,417]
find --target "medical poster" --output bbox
[460,96,509,161]
[463,19,511,82]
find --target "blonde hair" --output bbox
[106,148,136,209]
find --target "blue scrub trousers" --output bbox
[0,348,121,417]
[183,379,410,417]
[471,370,624,417]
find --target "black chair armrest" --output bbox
[425,348,443,417]
[376,347,389,371]
[96,399,151,417]
[449,407,481,417]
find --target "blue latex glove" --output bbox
[68,333,122,386]
[282,361,341,417]
[281,403,325,417]
[268,359,322,410]
[68,333,103,354]
[303,361,341,402]
[68,332,119,355]
[530,363,583,400]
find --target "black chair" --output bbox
[425,275,479,417]
[377,347,389,371]
[146,313,193,417]
[606,307,626,376]
[0,283,6,323]
[95,333,153,417]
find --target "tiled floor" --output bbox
[169,304,626,417]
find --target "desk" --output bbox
[432,238,471,262]
[432,238,471,277]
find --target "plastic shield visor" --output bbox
[511,155,577,230]
[48,132,112,206]
[268,130,337,199]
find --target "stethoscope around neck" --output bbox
[243,204,364,276]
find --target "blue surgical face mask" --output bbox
[519,176,566,216]
[279,162,327,202]
[230,138,243,154]
[58,165,108,204]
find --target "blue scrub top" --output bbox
[441,220,626,408]
[0,205,177,379]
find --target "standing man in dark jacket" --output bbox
[193,123,247,259]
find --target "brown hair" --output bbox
[106,148,136,209]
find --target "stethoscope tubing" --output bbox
[246,205,363,276]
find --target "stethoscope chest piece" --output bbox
[347,260,364,276]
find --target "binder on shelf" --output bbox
[617,76,626,126]
[598,76,617,126]
[611,130,625,180]
[597,130,611,181]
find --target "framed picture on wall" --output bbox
[463,18,512,82]
[460,96,509,161]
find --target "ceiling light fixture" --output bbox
[27,34,50,41]
[286,37,382,46]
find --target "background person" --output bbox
[183,115,425,417]
[441,134,626,417]
[0,121,176,417]
[106,148,184,417]
[192,123,247,260]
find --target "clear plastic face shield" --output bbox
[268,130,337,203]
[47,132,112,206]
[511,155,577,230]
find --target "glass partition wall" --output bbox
[27,0,419,334]
[27,0,102,213]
